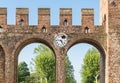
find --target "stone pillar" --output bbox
[100,52,105,83]
[3,40,15,83]
[0,46,5,83]
[56,48,66,83]
[5,52,12,83]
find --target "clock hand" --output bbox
[60,40,64,45]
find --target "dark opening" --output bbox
[110,0,116,6]
[0,26,2,32]
[20,19,24,26]
[64,19,68,26]
[42,26,47,32]
[84,27,90,33]
[103,14,106,23]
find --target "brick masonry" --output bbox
[0,0,119,83]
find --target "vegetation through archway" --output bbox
[18,43,55,83]
[67,43,105,83]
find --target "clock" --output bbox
[54,33,68,48]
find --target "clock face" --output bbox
[54,33,68,47]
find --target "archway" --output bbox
[66,39,106,83]
[13,38,56,83]
[0,46,5,83]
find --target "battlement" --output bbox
[16,8,28,14]
[81,8,94,33]
[60,8,72,28]
[38,8,50,15]
[0,8,104,33]
[60,8,72,15]
[0,8,7,32]
[0,8,7,14]
[82,9,94,15]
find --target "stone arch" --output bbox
[66,38,106,83]
[0,45,5,83]
[13,37,56,83]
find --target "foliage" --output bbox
[66,56,76,83]
[29,72,41,83]
[18,61,30,83]
[80,48,100,83]
[34,44,55,83]
[34,44,76,83]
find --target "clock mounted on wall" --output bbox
[54,33,68,48]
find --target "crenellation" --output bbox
[0,8,7,32]
[16,8,28,14]
[60,8,72,15]
[81,9,94,33]
[60,8,72,28]
[0,8,7,15]
[16,8,29,26]
[38,8,50,15]
[38,8,50,31]
[82,9,94,15]
[0,8,106,34]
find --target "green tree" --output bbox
[66,56,76,83]
[33,44,76,83]
[34,44,55,83]
[80,48,100,83]
[18,61,30,83]
[29,72,41,83]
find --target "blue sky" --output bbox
[0,0,100,25]
[0,0,100,83]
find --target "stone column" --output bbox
[56,48,66,83]
[4,40,15,83]
[5,52,13,83]
[100,52,105,83]
[107,33,120,83]
[0,46,5,83]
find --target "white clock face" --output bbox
[54,33,68,47]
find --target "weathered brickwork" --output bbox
[38,8,50,30]
[16,8,29,26]
[106,0,120,83]
[0,0,119,83]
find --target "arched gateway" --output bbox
[0,0,120,83]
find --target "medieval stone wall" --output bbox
[0,7,107,83]
[107,0,120,82]
[0,0,120,83]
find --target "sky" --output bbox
[0,0,100,83]
[0,0,100,25]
